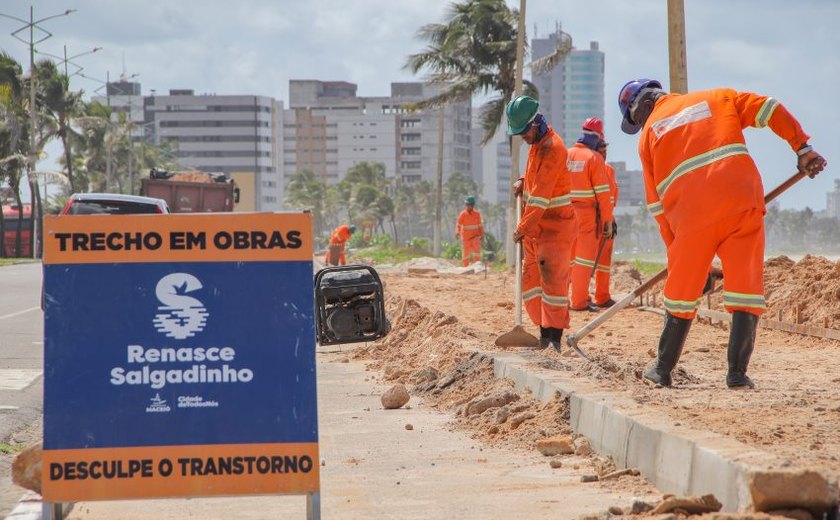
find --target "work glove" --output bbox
[512,177,524,197]
[601,220,616,239]
[455,233,460,240]
[796,145,827,179]
[612,221,618,238]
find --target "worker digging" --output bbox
[594,137,618,309]
[618,78,828,389]
[324,223,356,266]
[507,95,577,352]
[455,195,484,267]
[567,117,615,313]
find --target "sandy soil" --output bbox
[351,255,840,491]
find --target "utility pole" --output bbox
[505,0,527,265]
[433,104,445,257]
[667,0,688,93]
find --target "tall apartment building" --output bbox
[531,29,605,146]
[96,87,284,211]
[281,80,472,205]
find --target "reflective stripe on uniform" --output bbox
[593,184,610,194]
[541,293,569,307]
[462,224,481,229]
[548,195,571,208]
[526,194,549,209]
[647,200,664,216]
[570,190,596,198]
[754,98,779,128]
[656,143,750,199]
[523,287,542,302]
[664,296,700,314]
[723,291,767,309]
[574,256,595,268]
[595,263,610,273]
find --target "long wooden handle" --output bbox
[514,194,523,327]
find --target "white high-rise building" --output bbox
[281,80,472,203]
[97,86,284,211]
[531,29,605,146]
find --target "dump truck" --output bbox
[140,168,238,213]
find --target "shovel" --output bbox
[495,195,540,348]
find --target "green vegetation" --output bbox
[630,259,666,277]
[0,442,23,455]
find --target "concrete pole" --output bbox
[504,0,526,265]
[27,5,39,258]
[433,104,444,257]
[667,0,688,93]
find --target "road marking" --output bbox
[0,370,42,391]
[0,307,39,321]
[0,405,20,411]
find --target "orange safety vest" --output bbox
[517,127,575,238]
[329,224,353,245]
[567,143,614,223]
[638,88,809,243]
[455,209,483,240]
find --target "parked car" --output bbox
[60,193,170,215]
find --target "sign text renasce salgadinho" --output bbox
[110,345,253,390]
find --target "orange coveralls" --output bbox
[567,143,614,308]
[517,127,577,330]
[594,162,619,304]
[455,208,484,267]
[639,88,809,319]
[324,224,353,266]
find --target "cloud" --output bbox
[2,0,837,209]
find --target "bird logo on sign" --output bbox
[152,273,209,339]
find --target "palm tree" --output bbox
[36,59,84,193]
[405,0,571,145]
[0,52,30,257]
[285,169,328,237]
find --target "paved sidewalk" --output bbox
[60,349,652,519]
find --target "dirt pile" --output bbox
[613,256,840,329]
[354,295,657,496]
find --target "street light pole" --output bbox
[1,6,76,258]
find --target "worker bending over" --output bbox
[455,196,484,267]
[568,117,615,312]
[508,95,577,351]
[619,78,827,389]
[324,224,355,266]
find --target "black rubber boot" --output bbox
[726,311,758,389]
[548,327,563,353]
[643,312,692,387]
[538,326,551,350]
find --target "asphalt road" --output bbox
[0,261,44,518]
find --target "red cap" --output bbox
[582,117,604,138]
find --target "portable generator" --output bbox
[314,265,389,345]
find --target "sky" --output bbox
[2,0,838,210]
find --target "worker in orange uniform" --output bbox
[455,195,484,267]
[618,78,827,389]
[508,95,577,352]
[594,139,619,308]
[567,117,615,312]
[324,224,356,266]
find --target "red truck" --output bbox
[140,168,238,213]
